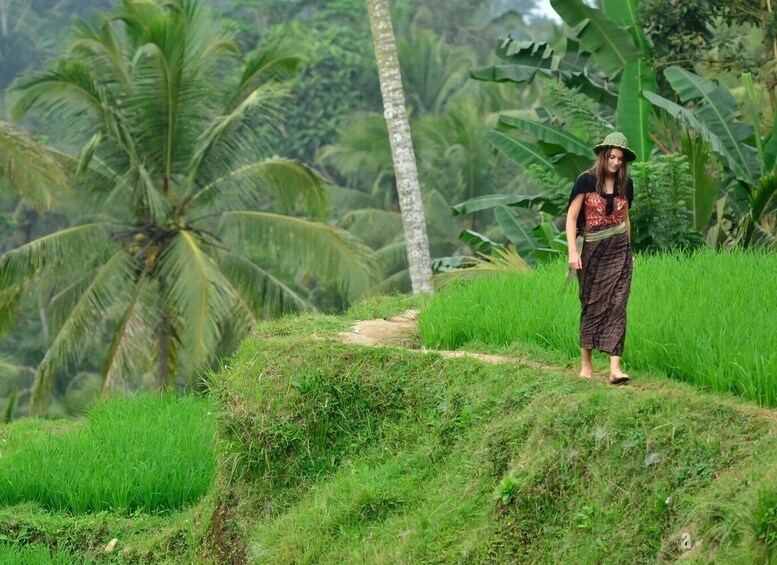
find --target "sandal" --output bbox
[609,374,630,385]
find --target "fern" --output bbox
[631,154,704,252]
[541,82,610,142]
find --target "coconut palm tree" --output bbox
[0,120,65,208]
[0,0,375,414]
[365,0,433,293]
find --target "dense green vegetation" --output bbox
[420,251,777,407]
[3,0,774,415]
[0,394,217,514]
[1,299,776,563]
[1,0,776,560]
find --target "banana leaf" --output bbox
[494,206,539,258]
[617,59,656,161]
[662,66,760,184]
[550,0,642,77]
[498,116,593,158]
[643,89,756,185]
[451,194,541,216]
[486,130,557,172]
[602,0,650,51]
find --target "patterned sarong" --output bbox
[576,223,632,356]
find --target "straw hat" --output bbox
[593,132,636,162]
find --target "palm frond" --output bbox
[125,3,237,180]
[12,61,120,141]
[316,113,393,187]
[338,208,404,248]
[0,121,67,208]
[157,231,238,374]
[376,240,409,274]
[136,163,171,222]
[186,83,291,196]
[30,250,138,414]
[102,275,158,394]
[70,18,131,86]
[0,223,115,292]
[219,252,313,319]
[228,43,303,110]
[0,286,24,336]
[189,157,327,218]
[327,185,383,212]
[221,211,378,299]
[0,352,34,382]
[374,269,410,294]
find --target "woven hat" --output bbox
[593,132,636,162]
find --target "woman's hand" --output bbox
[569,251,582,270]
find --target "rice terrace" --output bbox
[1,0,777,563]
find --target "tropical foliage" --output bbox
[1,0,375,414]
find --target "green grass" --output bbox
[3,295,777,563]
[210,326,777,564]
[0,394,217,515]
[0,545,94,564]
[418,250,777,407]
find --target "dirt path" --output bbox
[336,309,777,422]
[338,309,567,375]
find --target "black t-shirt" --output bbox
[567,172,634,232]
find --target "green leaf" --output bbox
[601,0,638,27]
[31,251,138,414]
[458,230,503,254]
[680,134,721,232]
[742,72,766,171]
[498,116,593,158]
[617,59,656,161]
[602,0,650,51]
[494,206,539,257]
[550,0,642,77]
[486,130,557,172]
[763,119,777,174]
[470,40,556,84]
[452,194,540,216]
[219,252,312,319]
[221,211,378,299]
[643,90,754,185]
[663,66,759,183]
[158,231,239,375]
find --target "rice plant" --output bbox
[0,394,217,514]
[418,250,777,407]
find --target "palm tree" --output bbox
[0,120,65,208]
[1,0,375,414]
[365,0,433,293]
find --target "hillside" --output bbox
[2,298,776,563]
[208,302,777,564]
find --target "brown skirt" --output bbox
[576,230,632,356]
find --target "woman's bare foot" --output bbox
[609,371,630,385]
[580,364,593,379]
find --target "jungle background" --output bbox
[1,0,775,418]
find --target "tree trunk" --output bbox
[366,0,433,293]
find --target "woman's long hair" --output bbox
[589,148,629,196]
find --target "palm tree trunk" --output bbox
[366,0,433,293]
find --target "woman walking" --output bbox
[566,132,635,384]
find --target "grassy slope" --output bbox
[2,296,777,563]
[210,303,777,564]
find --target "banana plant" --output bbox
[644,67,777,247]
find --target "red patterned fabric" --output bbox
[583,193,628,231]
